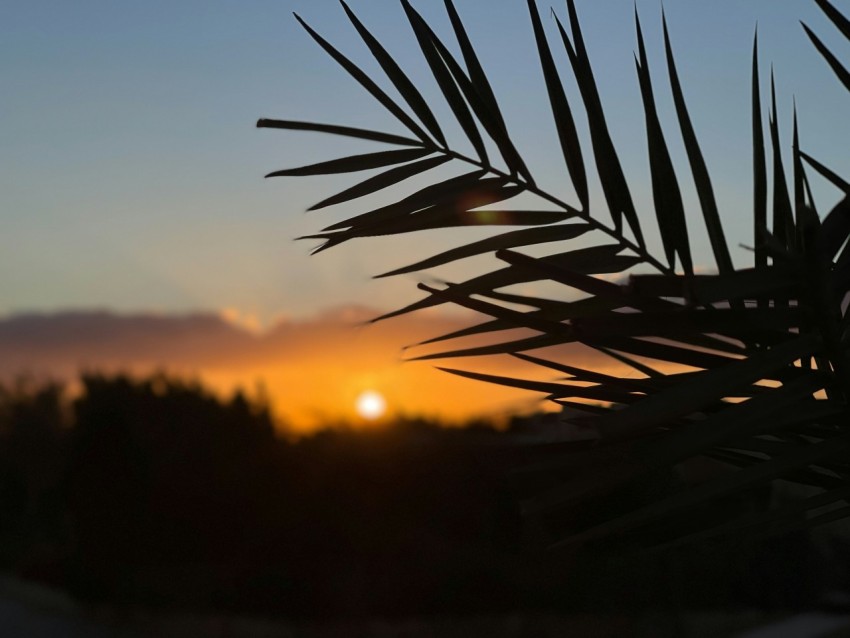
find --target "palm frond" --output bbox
[752,30,768,273]
[634,9,693,275]
[527,0,588,211]
[261,0,850,549]
[662,11,732,275]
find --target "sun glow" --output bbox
[355,390,387,421]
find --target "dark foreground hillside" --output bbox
[0,373,847,620]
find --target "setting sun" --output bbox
[355,390,387,421]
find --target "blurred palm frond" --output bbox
[259,0,850,549]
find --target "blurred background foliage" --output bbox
[0,373,846,617]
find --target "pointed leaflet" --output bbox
[717,441,846,476]
[256,119,421,146]
[802,23,850,93]
[443,0,507,134]
[416,295,627,347]
[323,180,525,232]
[478,289,568,311]
[753,31,768,272]
[821,196,850,260]
[551,399,610,414]
[437,367,638,404]
[814,0,850,40]
[585,334,821,439]
[799,236,834,396]
[832,240,850,294]
[308,156,451,210]
[400,0,489,163]
[493,250,743,351]
[552,432,850,547]
[426,43,492,166]
[525,242,640,274]
[293,13,432,144]
[415,317,541,348]
[381,207,566,234]
[591,334,756,363]
[798,212,850,397]
[415,283,574,336]
[636,374,825,468]
[587,336,743,372]
[629,370,767,395]
[800,151,850,192]
[497,248,633,298]
[513,352,649,392]
[635,10,693,275]
[663,12,732,274]
[757,225,797,263]
[629,267,801,306]
[573,307,805,339]
[376,223,590,278]
[703,449,847,487]
[371,244,636,324]
[433,0,535,183]
[418,287,703,358]
[339,1,447,147]
[801,161,820,222]
[556,2,645,248]
[649,485,850,554]
[326,206,570,236]
[594,345,661,378]
[265,147,433,177]
[793,104,813,256]
[323,170,490,230]
[307,204,567,251]
[424,41,535,187]
[523,424,842,522]
[527,0,588,211]
[769,73,795,251]
[593,333,804,377]
[410,333,572,361]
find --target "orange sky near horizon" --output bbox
[178,307,578,433]
[0,305,640,434]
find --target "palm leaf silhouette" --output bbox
[260,0,850,549]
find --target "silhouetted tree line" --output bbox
[0,373,844,617]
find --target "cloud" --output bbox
[0,306,615,432]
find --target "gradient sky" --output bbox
[0,307,608,430]
[3,0,849,327]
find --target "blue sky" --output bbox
[2,0,848,325]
